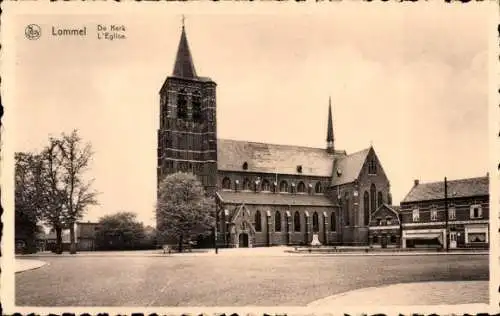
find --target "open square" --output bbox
[16,251,489,306]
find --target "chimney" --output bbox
[414,179,419,186]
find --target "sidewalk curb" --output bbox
[15,260,48,274]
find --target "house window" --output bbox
[412,209,420,222]
[275,211,282,232]
[370,184,376,212]
[377,191,383,208]
[192,92,202,122]
[376,218,382,226]
[294,211,301,232]
[330,212,336,231]
[386,216,392,225]
[468,233,487,243]
[312,212,319,232]
[261,179,271,191]
[297,181,306,193]
[430,208,438,221]
[177,89,188,120]
[243,178,251,191]
[368,158,377,175]
[315,182,322,194]
[280,181,288,193]
[255,211,262,232]
[222,177,231,190]
[470,205,483,219]
[363,191,370,226]
[448,206,456,220]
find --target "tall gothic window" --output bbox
[313,212,319,232]
[364,191,370,226]
[261,179,271,191]
[192,92,202,122]
[344,192,350,226]
[177,89,187,120]
[222,177,231,190]
[330,212,336,231]
[368,158,377,175]
[297,181,306,193]
[315,182,322,194]
[377,191,383,208]
[280,181,288,193]
[243,178,251,191]
[294,211,301,232]
[255,211,262,232]
[275,211,282,232]
[370,183,377,212]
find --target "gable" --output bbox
[230,204,256,233]
[370,204,401,226]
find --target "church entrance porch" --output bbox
[239,233,249,248]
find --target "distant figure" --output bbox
[310,234,322,247]
[162,244,171,255]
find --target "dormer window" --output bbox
[297,165,303,173]
[242,162,248,170]
[336,169,342,177]
[386,216,392,225]
[368,158,377,175]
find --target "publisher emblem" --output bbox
[25,24,41,40]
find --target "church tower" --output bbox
[157,20,218,197]
[326,96,335,154]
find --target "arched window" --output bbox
[377,191,383,208]
[368,158,377,175]
[315,182,322,194]
[261,179,271,191]
[177,89,187,120]
[344,192,350,226]
[370,183,377,212]
[312,212,319,232]
[255,211,262,232]
[275,211,282,232]
[363,191,370,226]
[192,92,202,122]
[330,212,336,231]
[294,211,301,232]
[279,180,288,193]
[297,182,306,193]
[222,177,231,190]
[243,178,251,191]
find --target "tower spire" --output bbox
[326,96,335,153]
[172,15,197,79]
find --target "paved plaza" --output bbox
[15,248,489,307]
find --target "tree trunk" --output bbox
[55,226,63,254]
[179,235,183,253]
[69,223,77,254]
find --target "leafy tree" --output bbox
[15,152,42,253]
[96,212,145,250]
[156,172,215,252]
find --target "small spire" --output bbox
[326,96,335,153]
[182,15,185,29]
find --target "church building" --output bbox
[156,24,393,247]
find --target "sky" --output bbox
[10,5,492,227]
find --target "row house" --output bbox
[399,175,489,249]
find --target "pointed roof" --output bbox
[331,147,371,186]
[172,25,197,79]
[326,97,334,143]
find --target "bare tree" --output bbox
[58,130,99,254]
